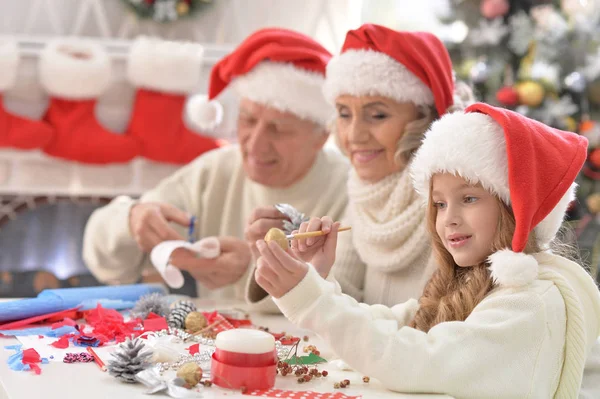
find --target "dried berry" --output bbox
[344,379,350,385]
[203,380,212,387]
[322,370,328,377]
[297,377,304,383]
[363,376,370,383]
[303,335,309,341]
[334,382,340,389]
[303,375,311,382]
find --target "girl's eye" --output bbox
[434,201,446,209]
[464,196,478,204]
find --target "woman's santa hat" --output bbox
[187,28,333,131]
[411,102,588,287]
[322,24,455,117]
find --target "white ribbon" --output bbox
[136,366,202,398]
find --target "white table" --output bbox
[0,300,451,399]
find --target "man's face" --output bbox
[237,98,328,188]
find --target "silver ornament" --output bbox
[470,60,490,84]
[564,71,587,93]
[274,203,310,234]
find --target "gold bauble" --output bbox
[264,228,289,250]
[516,81,545,107]
[587,79,600,106]
[176,1,190,15]
[176,362,203,388]
[563,116,577,132]
[185,311,208,333]
[586,193,600,215]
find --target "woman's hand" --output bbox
[255,239,310,299]
[291,218,340,279]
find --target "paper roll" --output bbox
[150,237,221,289]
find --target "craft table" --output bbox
[0,299,452,399]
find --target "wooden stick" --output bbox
[191,319,224,336]
[86,346,107,372]
[287,226,351,240]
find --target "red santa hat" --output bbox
[322,24,455,117]
[187,28,333,131]
[411,103,588,287]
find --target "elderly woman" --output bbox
[246,24,472,307]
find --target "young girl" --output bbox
[254,103,600,397]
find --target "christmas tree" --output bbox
[435,0,600,277]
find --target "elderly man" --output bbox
[82,28,350,301]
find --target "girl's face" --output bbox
[432,173,501,267]
[335,95,418,183]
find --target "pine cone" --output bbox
[131,292,170,319]
[171,300,196,314]
[167,307,188,329]
[107,337,153,383]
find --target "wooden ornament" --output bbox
[176,362,203,388]
[264,228,289,250]
[185,311,208,333]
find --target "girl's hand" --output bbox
[255,239,309,299]
[290,218,340,279]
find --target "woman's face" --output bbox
[335,95,418,183]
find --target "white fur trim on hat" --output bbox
[39,39,111,99]
[410,111,510,203]
[488,250,539,287]
[231,61,332,127]
[535,183,577,248]
[186,94,224,131]
[0,39,19,91]
[128,36,204,94]
[322,49,434,106]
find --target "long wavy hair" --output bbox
[409,183,542,332]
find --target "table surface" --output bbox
[0,299,452,399]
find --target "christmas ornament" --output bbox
[530,62,560,90]
[496,86,519,106]
[540,96,578,126]
[39,39,139,164]
[516,81,545,107]
[0,40,54,150]
[264,228,289,251]
[469,18,509,47]
[564,72,587,94]
[590,149,600,169]
[176,362,203,388]
[508,12,533,56]
[107,337,153,383]
[579,120,600,147]
[121,0,213,24]
[126,37,222,165]
[274,203,310,234]
[563,117,578,132]
[587,79,600,105]
[184,311,207,333]
[587,193,600,214]
[131,293,170,320]
[469,59,490,84]
[480,0,509,19]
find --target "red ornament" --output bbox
[496,86,520,106]
[589,148,600,168]
[481,0,510,19]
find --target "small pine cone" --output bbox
[167,307,188,329]
[171,300,196,314]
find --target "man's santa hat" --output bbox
[411,102,588,287]
[187,28,333,131]
[322,24,455,116]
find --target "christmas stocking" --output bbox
[0,40,54,149]
[126,37,223,165]
[38,39,139,164]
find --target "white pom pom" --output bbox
[488,249,539,287]
[186,94,224,132]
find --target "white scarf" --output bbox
[347,168,430,273]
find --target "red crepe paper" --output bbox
[38,335,44,339]
[50,335,71,349]
[243,389,361,398]
[279,336,301,345]
[143,317,168,332]
[0,307,80,331]
[224,317,253,329]
[187,343,200,355]
[51,318,77,329]
[202,311,235,333]
[83,305,141,344]
[22,348,41,366]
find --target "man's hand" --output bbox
[169,237,251,290]
[129,202,191,252]
[245,206,289,258]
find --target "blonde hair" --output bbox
[409,184,541,332]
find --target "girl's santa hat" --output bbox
[322,24,455,116]
[411,103,588,287]
[187,28,333,131]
